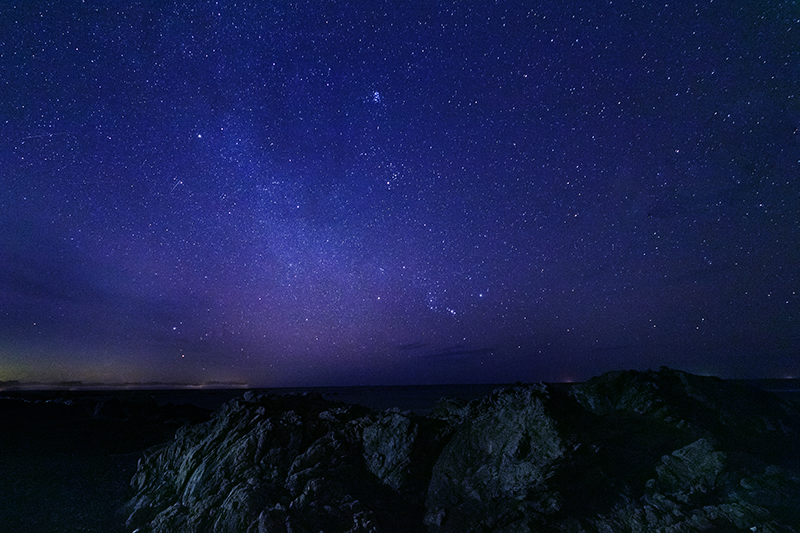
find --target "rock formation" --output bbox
[124,368,800,532]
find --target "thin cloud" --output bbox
[426,345,495,360]
[398,342,428,351]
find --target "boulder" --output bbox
[424,384,565,533]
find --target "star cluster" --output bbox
[1,1,798,386]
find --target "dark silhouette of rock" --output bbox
[125,393,429,532]
[123,369,800,532]
[572,367,800,459]
[424,384,567,532]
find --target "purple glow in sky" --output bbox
[1,0,798,386]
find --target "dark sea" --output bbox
[101,383,512,413]
[4,379,798,413]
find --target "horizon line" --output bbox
[0,379,250,391]
[1,374,797,393]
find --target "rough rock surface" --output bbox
[125,392,440,532]
[125,368,800,532]
[424,384,566,532]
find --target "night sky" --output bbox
[2,1,798,387]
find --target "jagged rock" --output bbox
[123,369,800,533]
[362,409,447,506]
[653,437,726,494]
[124,393,426,533]
[572,367,800,460]
[572,369,800,533]
[424,384,566,533]
[362,411,418,491]
[427,396,470,422]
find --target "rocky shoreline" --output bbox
[123,368,800,532]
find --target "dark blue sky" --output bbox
[1,1,798,386]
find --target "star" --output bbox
[0,0,796,386]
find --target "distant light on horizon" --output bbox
[1,1,797,386]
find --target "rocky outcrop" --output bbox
[572,368,800,461]
[124,369,800,532]
[424,384,567,532]
[125,392,439,532]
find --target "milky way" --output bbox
[1,1,798,386]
